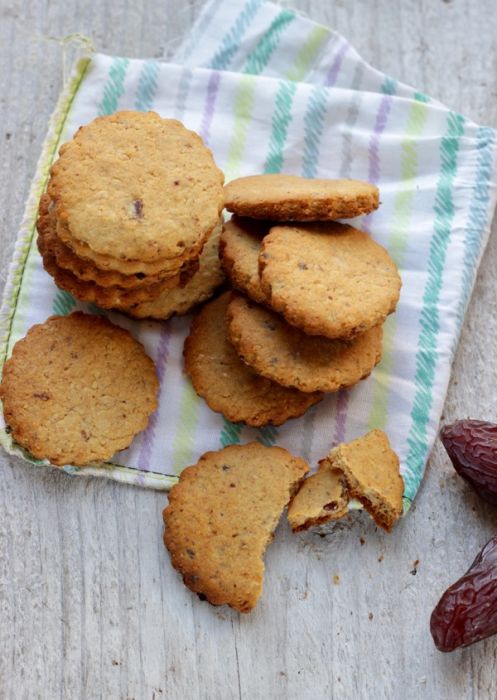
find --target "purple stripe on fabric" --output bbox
[325,40,349,87]
[332,93,394,442]
[137,325,171,471]
[332,389,349,445]
[199,71,221,144]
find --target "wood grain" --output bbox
[1,1,497,698]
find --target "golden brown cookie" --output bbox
[321,429,404,532]
[36,194,188,289]
[48,111,224,264]
[183,293,323,427]
[37,222,172,309]
[224,174,379,221]
[163,443,309,612]
[219,217,270,304]
[0,312,158,466]
[287,464,349,532]
[260,223,401,339]
[56,215,208,277]
[227,294,383,393]
[124,222,224,319]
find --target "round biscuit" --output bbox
[48,111,224,262]
[224,174,379,220]
[183,293,323,427]
[0,312,158,465]
[259,222,401,339]
[227,294,383,393]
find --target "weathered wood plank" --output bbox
[1,1,496,698]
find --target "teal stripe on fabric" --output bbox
[381,77,397,96]
[220,419,242,447]
[209,0,265,70]
[244,9,296,75]
[98,57,130,116]
[264,82,298,173]
[302,85,327,178]
[52,290,76,316]
[456,126,496,324]
[404,111,465,500]
[135,61,160,111]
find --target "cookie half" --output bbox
[227,294,383,393]
[219,217,270,304]
[224,174,379,221]
[124,222,225,319]
[183,293,323,427]
[163,442,309,612]
[0,312,158,465]
[321,429,404,532]
[287,465,349,532]
[48,111,224,263]
[260,223,401,339]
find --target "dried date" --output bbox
[440,420,497,506]
[431,535,497,651]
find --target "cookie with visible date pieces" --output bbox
[163,442,309,612]
[226,294,383,393]
[37,219,173,309]
[321,429,404,532]
[47,110,224,266]
[36,193,189,290]
[287,465,349,532]
[224,174,379,221]
[183,293,323,427]
[124,222,224,320]
[0,312,158,466]
[259,222,401,339]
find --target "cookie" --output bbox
[163,442,309,612]
[227,294,383,393]
[124,222,224,319]
[287,464,349,532]
[224,174,379,221]
[219,217,270,304]
[37,221,172,309]
[48,111,224,263]
[321,429,404,532]
[183,293,323,427]
[56,214,208,277]
[36,194,187,289]
[260,223,401,339]
[0,312,158,465]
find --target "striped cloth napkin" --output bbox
[1,0,496,510]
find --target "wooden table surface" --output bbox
[1,1,497,698]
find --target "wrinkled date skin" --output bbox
[440,420,497,506]
[431,535,497,651]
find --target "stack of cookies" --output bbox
[37,111,225,317]
[184,174,401,427]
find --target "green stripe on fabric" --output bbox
[404,111,465,500]
[286,25,330,82]
[2,58,92,355]
[368,96,429,429]
[224,9,298,180]
[171,382,203,472]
